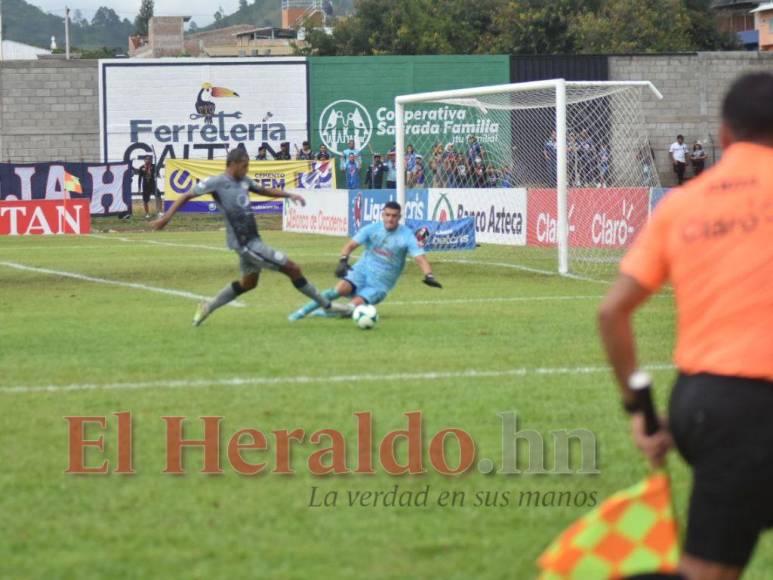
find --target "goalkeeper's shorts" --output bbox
[344,269,388,305]
[669,372,773,567]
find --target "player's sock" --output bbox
[292,277,331,309]
[208,281,245,313]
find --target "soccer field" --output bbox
[1,223,771,579]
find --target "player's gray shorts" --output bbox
[238,238,289,275]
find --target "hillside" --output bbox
[2,0,133,51]
[198,0,354,32]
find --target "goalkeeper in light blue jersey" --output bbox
[288,201,442,320]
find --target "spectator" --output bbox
[405,145,416,187]
[429,157,444,188]
[296,141,314,160]
[467,135,482,165]
[578,130,595,186]
[690,141,707,177]
[136,155,161,219]
[413,156,426,186]
[316,144,330,161]
[543,130,557,186]
[385,150,397,189]
[255,145,268,161]
[485,165,499,188]
[365,153,387,189]
[345,153,360,189]
[274,142,292,161]
[441,144,457,187]
[455,153,470,187]
[638,145,656,187]
[472,157,486,188]
[598,144,610,188]
[340,139,360,171]
[669,134,689,185]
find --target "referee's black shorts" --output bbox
[669,372,773,567]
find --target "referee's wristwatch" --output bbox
[622,371,651,415]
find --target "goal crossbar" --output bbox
[394,79,662,276]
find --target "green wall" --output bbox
[308,55,510,177]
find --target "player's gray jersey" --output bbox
[191,173,265,249]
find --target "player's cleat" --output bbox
[288,306,319,321]
[192,301,211,327]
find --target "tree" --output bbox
[239,0,248,11]
[188,20,199,32]
[570,0,694,53]
[214,6,224,22]
[92,7,122,28]
[134,0,154,37]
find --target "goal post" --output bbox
[395,79,663,278]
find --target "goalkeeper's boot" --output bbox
[288,289,340,322]
[192,301,211,327]
[288,301,320,321]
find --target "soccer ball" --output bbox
[352,304,379,330]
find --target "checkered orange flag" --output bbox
[63,171,83,194]
[537,470,679,579]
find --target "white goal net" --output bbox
[395,79,662,279]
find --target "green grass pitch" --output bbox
[1,218,771,579]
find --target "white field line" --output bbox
[88,235,610,282]
[87,234,335,257]
[0,363,677,395]
[387,295,604,306]
[0,261,246,308]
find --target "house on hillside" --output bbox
[0,39,51,61]
[752,2,773,50]
[712,0,763,49]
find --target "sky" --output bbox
[28,0,241,27]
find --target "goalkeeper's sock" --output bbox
[292,277,331,309]
[208,281,245,313]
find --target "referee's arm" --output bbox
[598,275,674,468]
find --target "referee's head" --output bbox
[721,71,773,148]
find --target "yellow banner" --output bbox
[164,158,336,202]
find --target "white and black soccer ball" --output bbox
[352,304,378,330]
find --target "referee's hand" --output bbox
[630,414,673,469]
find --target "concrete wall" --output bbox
[1,52,772,181]
[0,59,99,163]
[609,51,773,185]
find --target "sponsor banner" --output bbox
[0,200,91,236]
[282,189,348,237]
[406,217,476,252]
[100,58,309,187]
[164,158,335,214]
[309,56,510,161]
[0,162,132,216]
[527,188,649,248]
[428,188,527,246]
[348,189,428,236]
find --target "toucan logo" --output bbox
[169,170,193,193]
[192,82,241,125]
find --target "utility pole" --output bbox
[0,0,5,62]
[65,6,70,60]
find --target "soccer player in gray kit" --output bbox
[152,148,339,326]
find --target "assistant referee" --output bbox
[598,71,773,580]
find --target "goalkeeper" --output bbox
[289,201,442,321]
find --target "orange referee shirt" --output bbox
[621,142,773,381]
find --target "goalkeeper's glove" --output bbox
[335,256,352,278]
[423,274,442,288]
